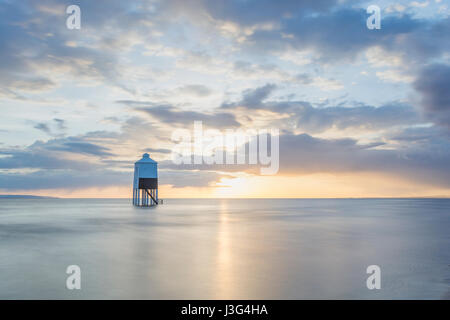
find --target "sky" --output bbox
[0,0,449,198]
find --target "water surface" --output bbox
[0,198,449,299]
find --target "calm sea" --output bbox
[0,198,449,299]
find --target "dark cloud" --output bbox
[47,141,113,157]
[248,9,425,62]
[165,1,445,68]
[240,84,276,108]
[163,0,450,66]
[39,135,114,157]
[198,3,449,65]
[143,147,172,154]
[222,84,422,132]
[0,133,115,170]
[136,104,241,128]
[277,133,450,187]
[0,149,92,171]
[222,84,276,109]
[389,126,449,143]
[292,102,420,133]
[160,131,450,188]
[414,63,450,128]
[34,123,51,134]
[0,169,130,190]
[53,118,67,130]
[33,119,67,136]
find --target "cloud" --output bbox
[0,132,116,170]
[410,1,429,8]
[1,116,448,192]
[232,61,292,81]
[295,73,313,84]
[45,141,113,157]
[0,167,227,191]
[199,0,338,26]
[221,84,422,132]
[225,6,450,66]
[309,77,343,90]
[366,46,405,68]
[222,84,276,109]
[0,0,449,196]
[277,133,450,187]
[292,103,420,132]
[0,124,227,190]
[240,83,276,107]
[0,148,92,171]
[136,104,241,128]
[143,147,172,154]
[160,131,450,188]
[0,169,130,191]
[159,169,231,188]
[414,63,450,128]
[0,0,161,99]
[0,113,237,191]
[376,70,414,83]
[231,62,343,90]
[33,123,51,134]
[53,118,66,130]
[10,78,57,93]
[175,50,229,74]
[163,0,449,67]
[176,85,212,97]
[388,125,449,143]
[32,119,67,136]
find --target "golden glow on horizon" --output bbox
[4,172,450,198]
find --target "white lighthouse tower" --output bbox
[133,153,158,206]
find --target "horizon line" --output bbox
[1,195,450,200]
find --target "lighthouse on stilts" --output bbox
[133,153,158,206]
